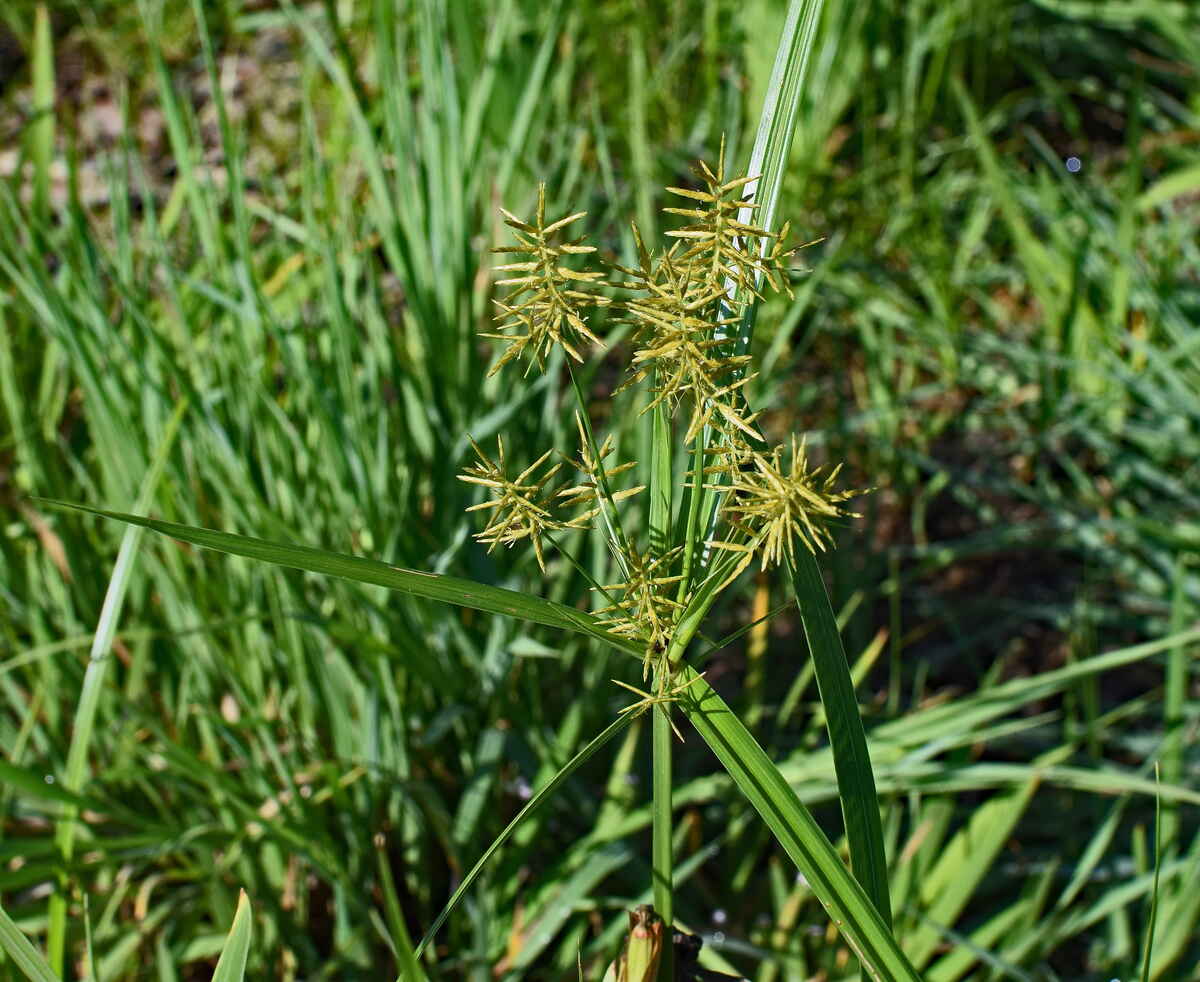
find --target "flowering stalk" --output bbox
[460,157,862,954]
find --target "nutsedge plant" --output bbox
[461,143,860,706]
[457,144,863,967]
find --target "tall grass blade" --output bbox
[726,0,826,358]
[411,714,632,968]
[788,550,892,926]
[681,668,919,982]
[651,704,674,980]
[0,899,60,982]
[649,387,675,967]
[700,0,828,551]
[211,891,252,982]
[1140,769,1161,982]
[45,399,187,975]
[30,4,54,220]
[742,0,822,210]
[686,0,895,921]
[1137,162,1200,212]
[376,839,428,982]
[38,504,644,659]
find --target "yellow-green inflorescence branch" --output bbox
[485,183,609,375]
[457,436,575,573]
[461,152,863,714]
[706,435,862,588]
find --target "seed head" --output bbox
[618,244,762,443]
[458,436,578,571]
[615,139,796,445]
[556,412,644,523]
[708,436,861,578]
[485,184,607,375]
[595,543,685,679]
[662,136,795,304]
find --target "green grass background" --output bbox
[1,0,1198,978]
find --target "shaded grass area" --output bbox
[1,0,1198,978]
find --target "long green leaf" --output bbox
[410,714,631,969]
[789,550,892,926]
[699,0,828,551]
[37,502,642,660]
[652,703,674,982]
[376,839,428,982]
[649,390,675,965]
[211,891,252,982]
[680,669,920,982]
[0,898,60,982]
[728,0,826,358]
[29,4,54,221]
[695,0,892,930]
[47,399,187,975]
[1137,162,1200,212]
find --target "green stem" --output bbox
[545,532,622,611]
[567,364,634,564]
[651,693,674,981]
[676,436,707,603]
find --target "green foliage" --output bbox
[1,0,1198,979]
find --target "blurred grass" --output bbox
[0,0,1198,979]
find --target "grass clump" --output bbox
[0,0,1198,979]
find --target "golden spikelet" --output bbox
[707,436,861,581]
[485,184,608,375]
[594,543,685,679]
[662,136,794,304]
[556,412,645,523]
[457,436,579,571]
[615,140,795,446]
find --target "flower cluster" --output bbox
[457,416,645,574]
[615,142,794,445]
[616,238,761,443]
[460,148,862,702]
[594,543,685,679]
[707,436,861,587]
[457,437,573,572]
[485,184,608,375]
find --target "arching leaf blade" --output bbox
[37,502,642,660]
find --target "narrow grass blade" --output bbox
[694,600,795,661]
[1137,162,1200,212]
[38,502,643,660]
[211,891,252,982]
[30,4,54,220]
[648,385,675,967]
[680,668,920,982]
[375,838,427,982]
[0,899,60,982]
[652,703,674,980]
[46,399,187,975]
[727,0,826,355]
[411,714,632,969]
[1160,562,1188,849]
[1140,769,1161,982]
[648,400,672,558]
[699,0,828,564]
[0,761,108,813]
[788,550,892,926]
